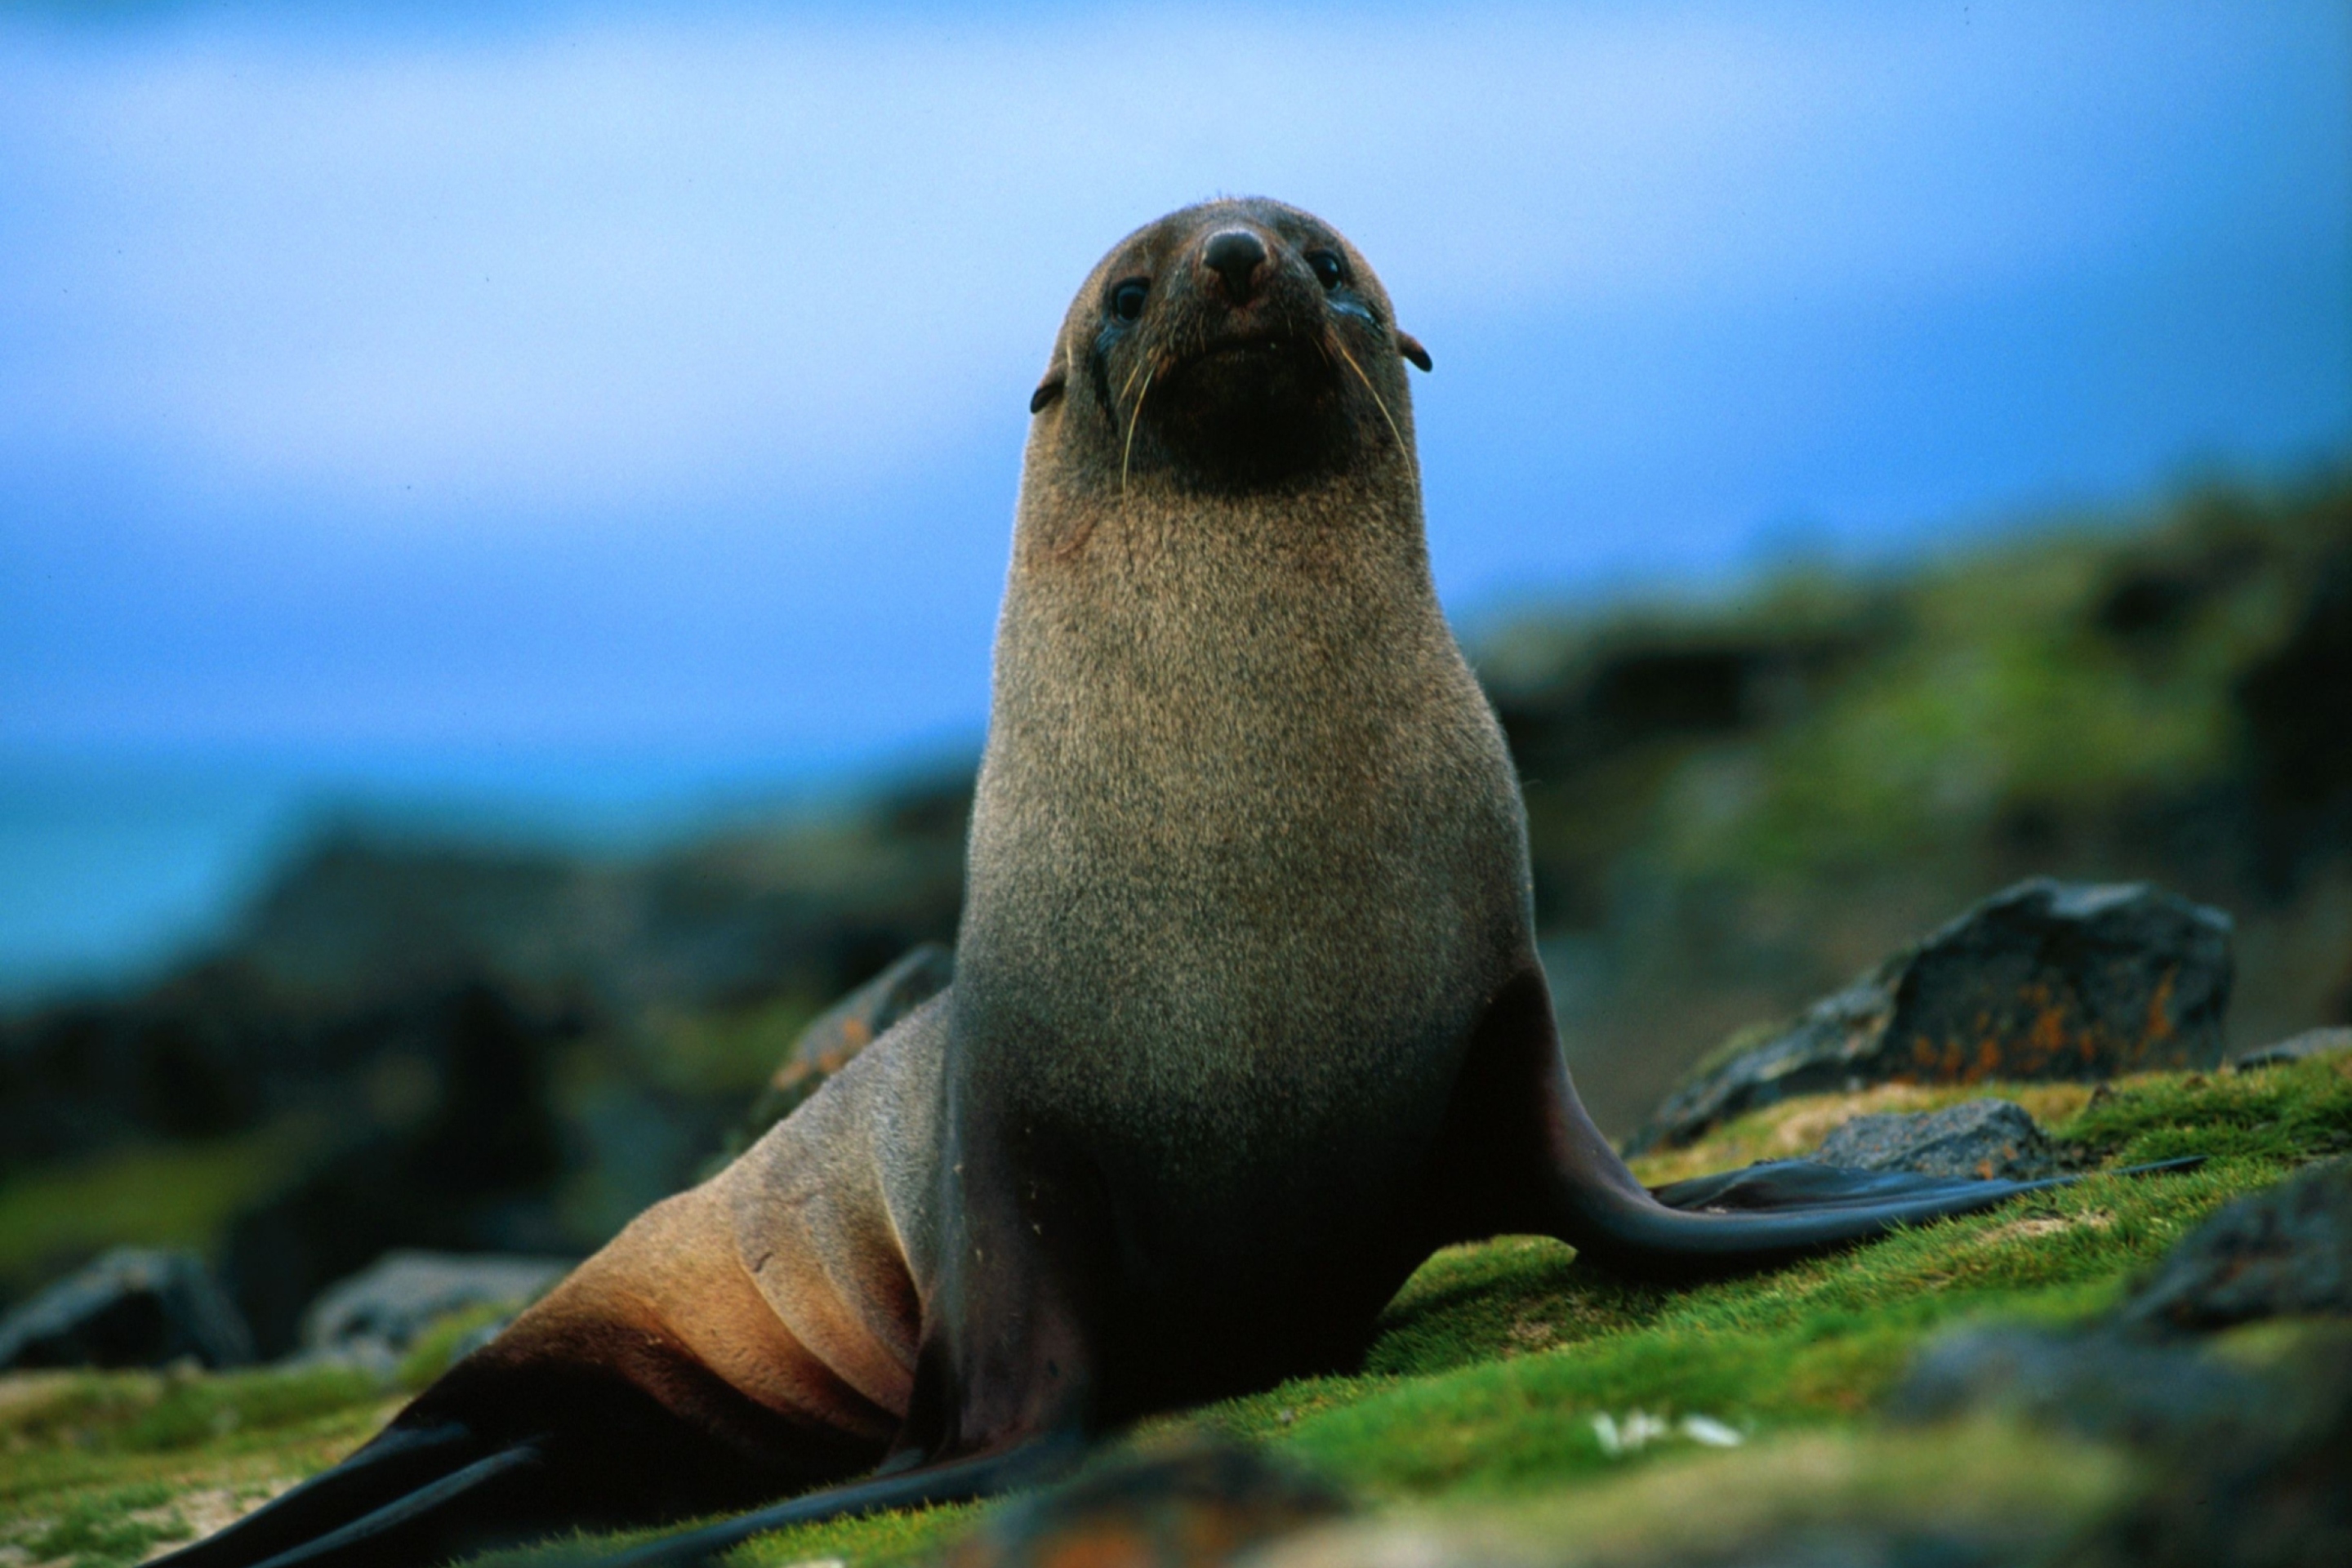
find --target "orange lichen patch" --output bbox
[2140,968,2178,1049]
[1895,973,2202,1086]
[1033,1524,1150,1568]
[2020,985,2074,1074]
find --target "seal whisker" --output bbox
[1329,333,1404,453]
[1121,366,1155,497]
[1116,353,1151,408]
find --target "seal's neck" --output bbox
[1001,468,1438,655]
[981,469,1468,797]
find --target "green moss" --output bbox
[0,1362,399,1522]
[397,1301,525,1390]
[16,1481,194,1568]
[642,994,823,1100]
[7,1058,2341,1565]
[1625,481,2350,884]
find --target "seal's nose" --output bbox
[1201,229,1270,305]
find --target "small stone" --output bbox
[298,1250,571,1363]
[2232,1027,2352,1071]
[0,1249,254,1371]
[1814,1099,2064,1182]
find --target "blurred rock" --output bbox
[2117,1157,2352,1333]
[1895,1324,2271,1441]
[299,1250,571,1365]
[0,1249,254,1371]
[1895,1325,2352,1568]
[0,768,974,1184]
[221,980,572,1356]
[943,1441,1348,1568]
[1627,879,2234,1152]
[2233,1027,2352,1071]
[2238,546,2352,892]
[1894,1318,2352,1567]
[1892,1160,2352,1568]
[1812,1099,2064,1182]
[726,942,953,1160]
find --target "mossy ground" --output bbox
[5,1054,2345,1567]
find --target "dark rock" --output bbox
[2118,1158,2352,1333]
[0,764,974,1191]
[724,942,954,1159]
[1891,1161,2352,1568]
[1812,1099,2065,1182]
[1627,879,2233,1152]
[221,980,572,1356]
[2233,1027,2352,1071]
[1892,1321,2352,1568]
[2092,1383,2352,1568]
[1893,1325,2276,1444]
[942,1440,1348,1567]
[299,1250,572,1365]
[0,1248,254,1370]
[2238,546,2352,890]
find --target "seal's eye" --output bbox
[1307,250,1346,290]
[1111,279,1148,322]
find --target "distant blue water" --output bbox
[0,739,975,1004]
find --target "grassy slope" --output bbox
[7,1054,2343,1568]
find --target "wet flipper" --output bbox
[154,1422,548,1568]
[1648,1156,2203,1214]
[1551,1153,2214,1278]
[594,1432,1084,1568]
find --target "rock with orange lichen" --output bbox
[1626,879,2232,1153]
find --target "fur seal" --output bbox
[159,199,2188,1568]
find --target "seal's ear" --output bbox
[1030,368,1067,413]
[1396,332,1432,372]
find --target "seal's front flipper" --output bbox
[152,1419,549,1568]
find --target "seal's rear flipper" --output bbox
[1437,968,2208,1279]
[1648,1156,2205,1215]
[152,1421,549,1568]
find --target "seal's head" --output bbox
[1027,198,1430,498]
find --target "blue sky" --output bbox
[1,1,2347,991]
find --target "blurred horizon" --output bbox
[4,0,2348,997]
